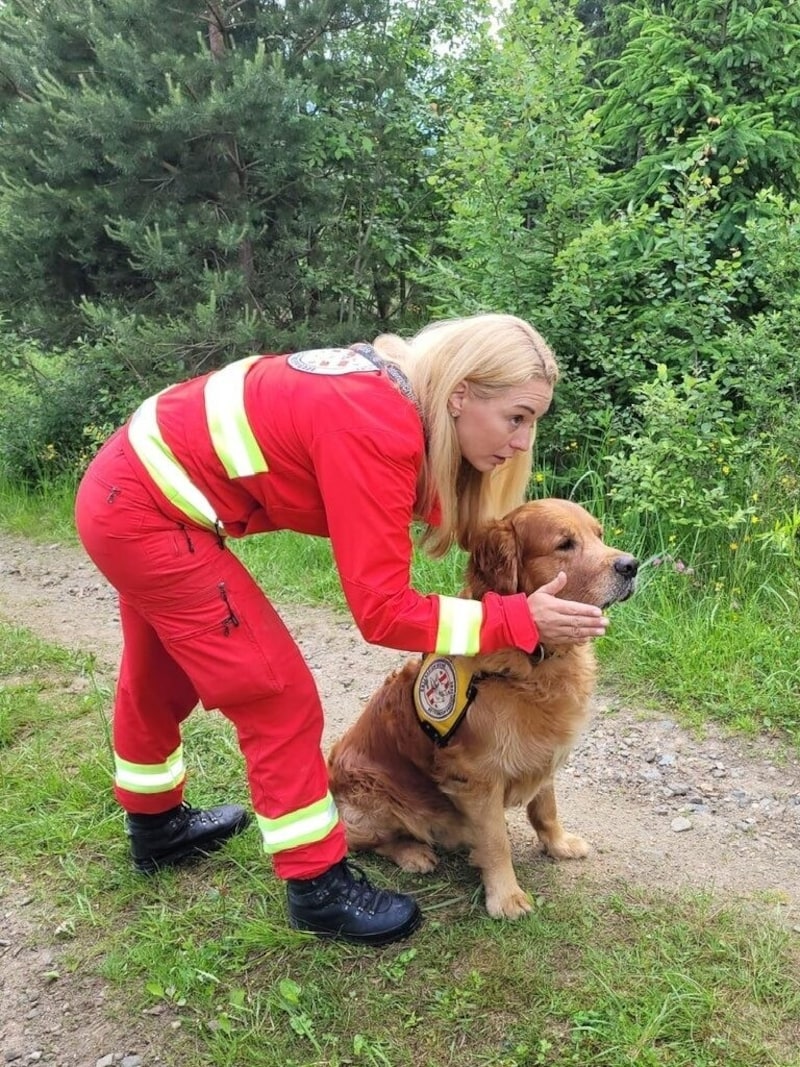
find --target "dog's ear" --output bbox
[464,519,519,598]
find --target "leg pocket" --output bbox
[162,579,288,710]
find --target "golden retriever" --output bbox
[327,498,638,919]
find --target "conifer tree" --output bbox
[0,0,454,371]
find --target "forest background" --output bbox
[0,0,798,741]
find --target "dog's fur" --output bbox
[327,498,637,919]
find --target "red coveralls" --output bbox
[74,345,540,879]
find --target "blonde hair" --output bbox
[374,313,558,557]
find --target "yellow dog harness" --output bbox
[413,646,549,747]
[413,653,479,746]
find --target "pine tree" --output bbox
[0,0,455,372]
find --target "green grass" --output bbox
[596,537,800,745]
[1,621,799,1067]
[0,469,79,538]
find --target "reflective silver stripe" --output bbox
[128,394,223,532]
[114,745,186,794]
[256,792,340,854]
[435,596,483,656]
[204,356,269,477]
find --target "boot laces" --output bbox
[179,804,221,827]
[336,861,394,912]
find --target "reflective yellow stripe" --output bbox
[128,394,223,532]
[256,792,340,855]
[205,356,269,477]
[435,596,483,656]
[114,745,186,794]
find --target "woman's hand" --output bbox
[527,571,609,647]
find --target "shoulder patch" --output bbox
[287,348,378,375]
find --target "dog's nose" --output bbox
[614,554,639,577]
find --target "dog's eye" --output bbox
[557,537,576,551]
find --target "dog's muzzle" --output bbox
[602,554,639,608]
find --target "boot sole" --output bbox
[132,813,252,875]
[290,904,423,947]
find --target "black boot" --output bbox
[287,860,422,946]
[127,802,251,874]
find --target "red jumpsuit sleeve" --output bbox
[311,426,540,654]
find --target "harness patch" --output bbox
[413,653,477,747]
[287,348,378,375]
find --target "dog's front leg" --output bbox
[526,782,589,859]
[453,784,531,920]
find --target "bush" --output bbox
[604,364,756,540]
[0,331,140,483]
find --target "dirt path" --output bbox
[2,534,799,1065]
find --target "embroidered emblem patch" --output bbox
[413,654,477,746]
[417,657,458,720]
[287,348,378,375]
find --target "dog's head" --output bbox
[465,498,638,609]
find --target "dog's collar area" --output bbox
[470,643,553,685]
[413,644,556,746]
[469,640,555,675]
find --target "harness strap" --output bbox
[413,645,549,747]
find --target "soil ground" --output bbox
[1,534,799,1066]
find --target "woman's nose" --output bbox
[510,427,532,451]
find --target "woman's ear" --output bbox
[448,381,468,418]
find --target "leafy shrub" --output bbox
[604,364,756,540]
[0,332,142,483]
[542,165,749,423]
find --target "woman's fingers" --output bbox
[527,577,609,646]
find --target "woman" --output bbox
[75,312,608,947]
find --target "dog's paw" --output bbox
[380,840,438,873]
[543,832,590,860]
[485,886,532,920]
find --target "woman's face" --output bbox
[448,379,553,473]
